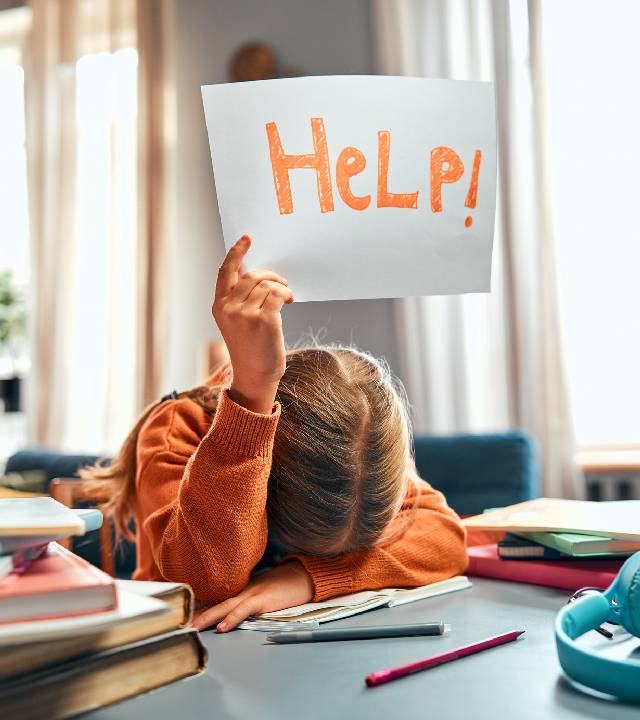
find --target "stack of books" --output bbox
[462,498,640,590]
[0,497,206,720]
[497,530,640,560]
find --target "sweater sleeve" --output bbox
[291,477,468,601]
[135,389,280,604]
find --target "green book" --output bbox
[513,530,640,557]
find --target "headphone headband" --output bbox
[555,552,640,703]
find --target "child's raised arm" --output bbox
[135,236,304,605]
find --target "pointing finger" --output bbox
[215,235,251,299]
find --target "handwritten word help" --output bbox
[266,118,481,227]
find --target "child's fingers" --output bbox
[261,286,295,312]
[217,596,262,632]
[192,596,243,630]
[232,270,288,302]
[214,235,251,300]
[244,280,291,309]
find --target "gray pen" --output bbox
[267,621,447,644]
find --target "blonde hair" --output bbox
[82,347,414,555]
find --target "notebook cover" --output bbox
[384,575,472,606]
[463,498,640,540]
[466,544,623,590]
[0,543,116,623]
[0,497,85,537]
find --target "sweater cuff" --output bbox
[209,388,280,458]
[291,554,354,602]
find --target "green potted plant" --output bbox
[0,270,27,413]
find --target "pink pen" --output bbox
[365,630,525,687]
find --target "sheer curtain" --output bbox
[372,0,583,498]
[25,0,170,452]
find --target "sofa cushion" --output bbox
[413,431,539,516]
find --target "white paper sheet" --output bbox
[202,75,496,302]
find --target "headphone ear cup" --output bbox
[624,567,640,637]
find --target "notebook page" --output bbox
[257,590,386,619]
[239,596,390,630]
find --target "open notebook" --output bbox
[239,575,471,631]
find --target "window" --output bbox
[65,46,138,452]
[542,1,640,449]
[1,2,139,454]
[0,7,30,364]
[0,7,30,459]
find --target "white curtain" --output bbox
[25,0,170,453]
[372,0,583,498]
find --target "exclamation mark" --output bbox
[464,150,482,228]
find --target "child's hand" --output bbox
[212,235,294,414]
[192,561,314,632]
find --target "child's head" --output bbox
[83,346,413,554]
[268,346,413,556]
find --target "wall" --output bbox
[167,0,402,390]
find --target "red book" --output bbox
[0,543,116,624]
[466,544,623,590]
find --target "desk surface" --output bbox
[86,578,638,720]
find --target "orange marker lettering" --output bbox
[336,147,371,211]
[430,146,464,213]
[464,150,481,228]
[377,131,418,209]
[265,118,334,215]
[465,150,482,209]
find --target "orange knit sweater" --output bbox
[133,365,468,604]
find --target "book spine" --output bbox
[550,535,573,555]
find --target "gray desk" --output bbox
[85,579,638,720]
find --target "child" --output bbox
[83,235,467,632]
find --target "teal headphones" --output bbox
[555,551,640,703]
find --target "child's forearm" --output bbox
[137,391,280,604]
[228,378,279,415]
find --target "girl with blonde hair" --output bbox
[83,235,467,631]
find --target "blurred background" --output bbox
[1,0,639,500]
